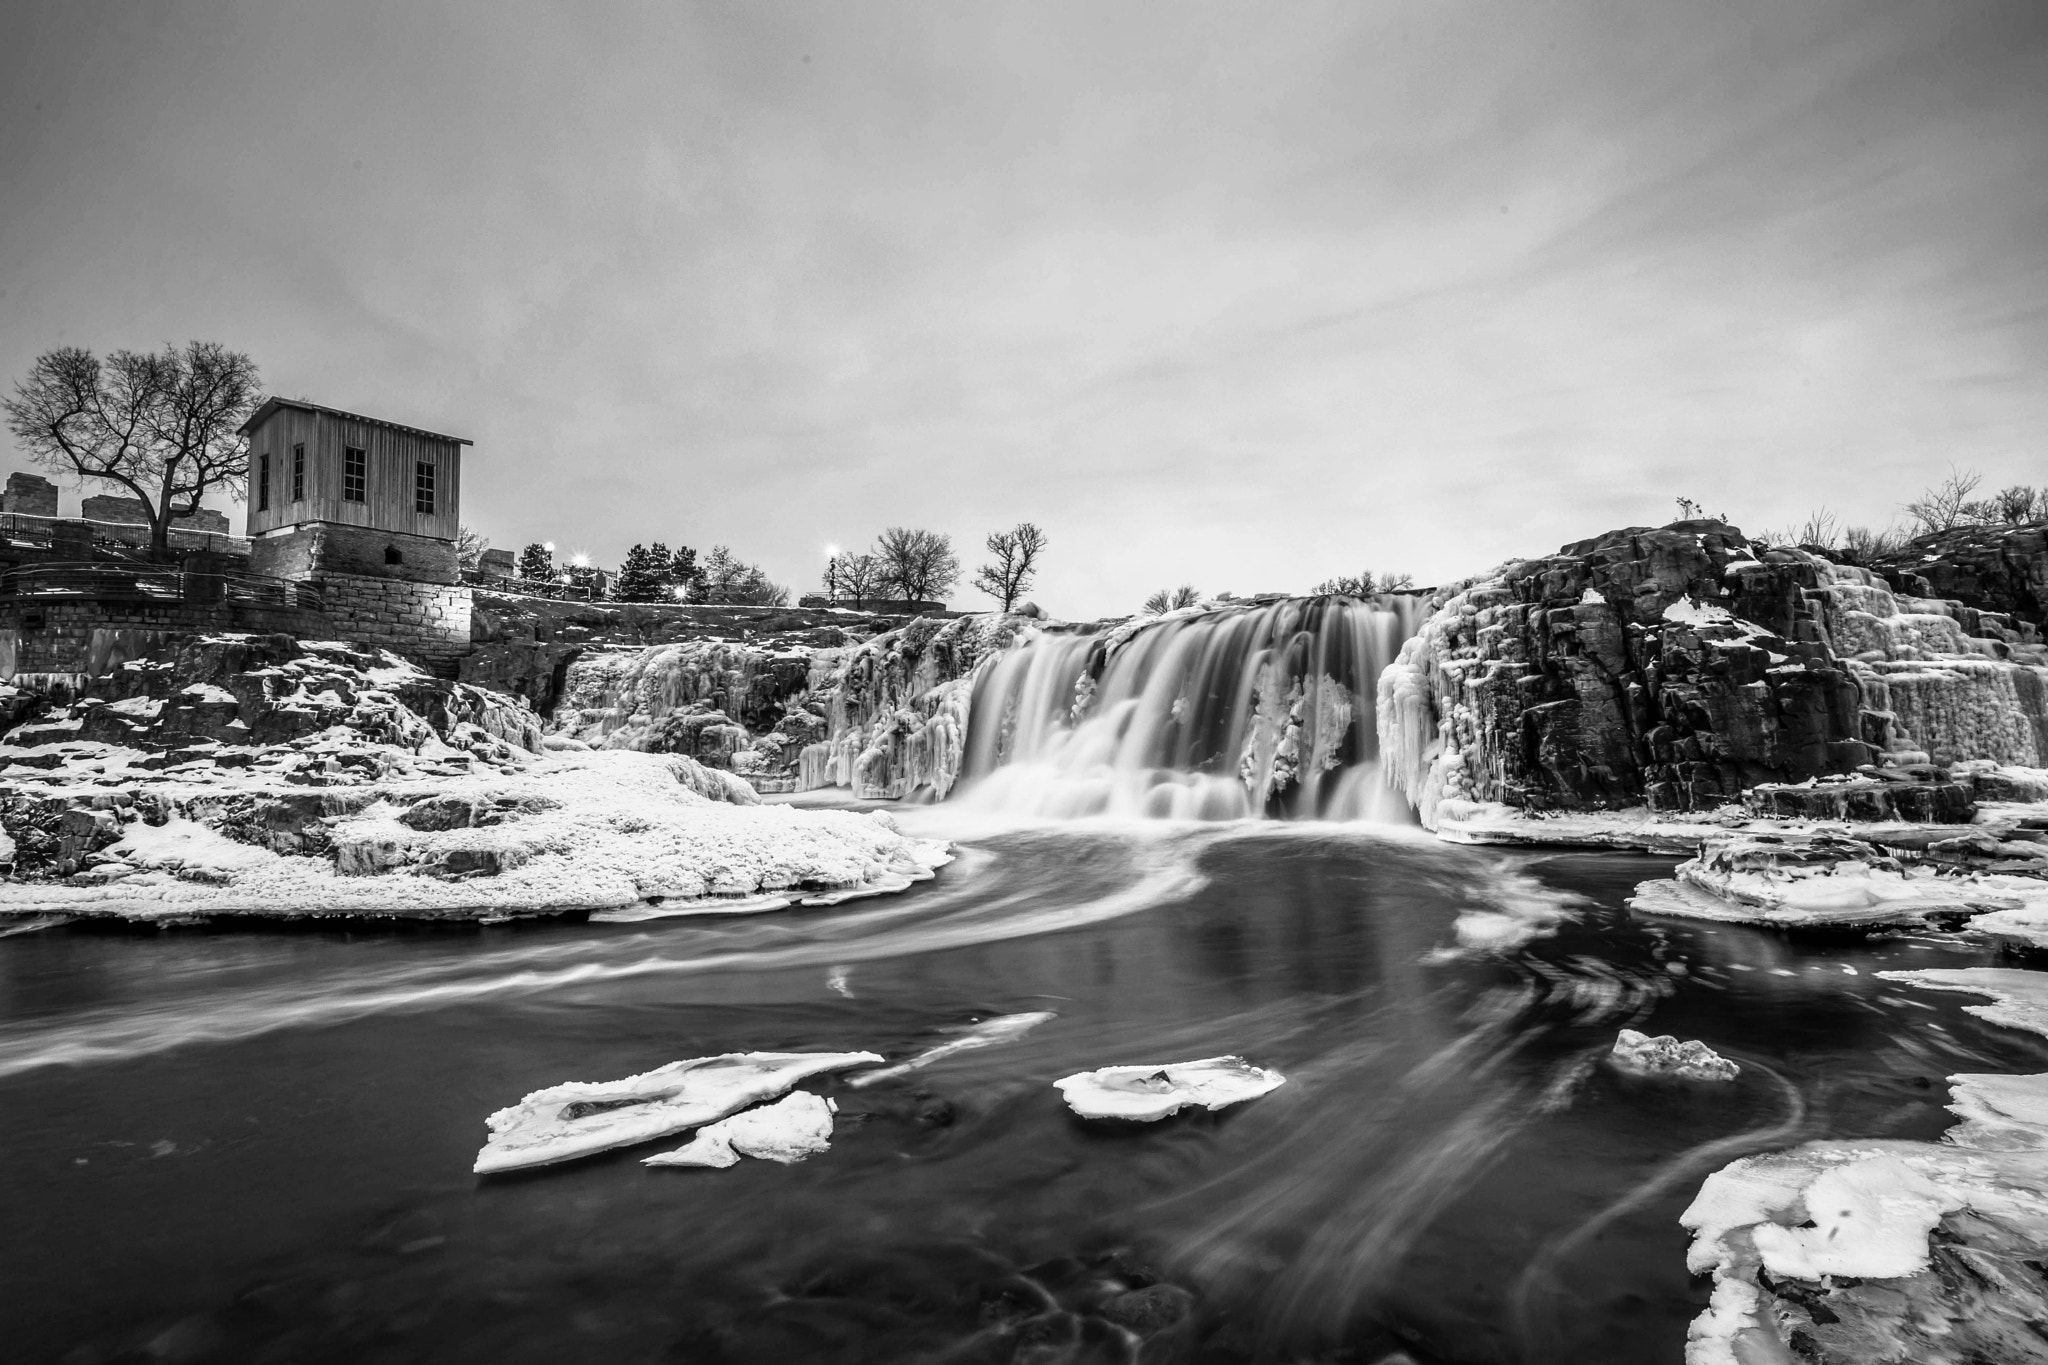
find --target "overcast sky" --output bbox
[4,1,2046,616]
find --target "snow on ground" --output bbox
[1608,1029,1740,1081]
[0,748,950,922]
[1055,1055,1285,1121]
[643,1090,837,1168]
[473,1051,881,1174]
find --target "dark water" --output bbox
[3,816,2044,1365]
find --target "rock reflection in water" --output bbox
[0,826,2038,1364]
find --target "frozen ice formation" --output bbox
[473,1050,881,1174]
[1874,967,2048,1043]
[1608,1029,1740,1082]
[0,748,950,922]
[1054,1055,1285,1122]
[643,1090,836,1168]
[1681,965,2048,1364]
[847,1011,1057,1088]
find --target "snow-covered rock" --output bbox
[1630,830,2048,931]
[1054,1055,1285,1122]
[1681,966,2048,1364]
[0,749,950,921]
[473,1051,880,1174]
[642,1090,837,1168]
[1609,1029,1740,1081]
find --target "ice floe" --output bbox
[473,1050,881,1174]
[1054,1055,1284,1122]
[1608,1029,1740,1082]
[643,1090,837,1168]
[1681,965,2048,1363]
[1875,967,2048,1042]
[1,749,950,922]
[847,1011,1057,1088]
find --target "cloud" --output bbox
[4,0,2047,613]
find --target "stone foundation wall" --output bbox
[317,574,472,672]
[0,577,472,680]
[251,523,460,585]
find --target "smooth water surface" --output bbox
[4,817,2042,1364]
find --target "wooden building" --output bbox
[239,398,470,585]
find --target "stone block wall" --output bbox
[316,573,473,674]
[0,599,318,682]
[251,523,461,585]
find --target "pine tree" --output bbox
[612,544,667,602]
[668,545,703,597]
[517,543,554,581]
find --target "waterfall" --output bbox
[947,596,1431,820]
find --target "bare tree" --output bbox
[839,553,882,607]
[972,522,1048,611]
[697,544,789,605]
[1991,485,2047,525]
[455,525,489,571]
[873,527,959,604]
[4,341,260,559]
[1904,466,1985,535]
[1143,585,1201,614]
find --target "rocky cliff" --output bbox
[546,612,1036,799]
[1381,519,2048,825]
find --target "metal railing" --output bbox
[0,562,323,611]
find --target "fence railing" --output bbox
[0,562,323,612]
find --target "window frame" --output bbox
[414,460,436,515]
[291,444,305,502]
[342,446,367,503]
[257,453,270,512]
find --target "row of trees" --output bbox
[822,522,1049,611]
[509,541,791,605]
[1758,469,2048,563]
[1139,568,1418,614]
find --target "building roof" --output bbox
[238,397,474,446]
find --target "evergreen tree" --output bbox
[517,543,555,581]
[668,544,703,596]
[612,544,668,602]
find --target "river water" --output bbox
[4,809,2041,1365]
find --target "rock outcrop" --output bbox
[547,612,1034,800]
[1382,520,2048,823]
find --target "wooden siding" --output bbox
[244,409,462,541]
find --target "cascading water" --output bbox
[949,596,1432,821]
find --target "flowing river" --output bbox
[3,805,2040,1364]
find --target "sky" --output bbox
[3,0,2046,618]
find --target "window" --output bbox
[385,546,405,565]
[292,444,305,502]
[414,460,436,515]
[343,446,366,502]
[257,454,270,512]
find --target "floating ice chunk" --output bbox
[848,1011,1057,1088]
[1055,1055,1284,1121]
[1609,1029,1740,1081]
[644,1091,837,1168]
[473,1050,880,1173]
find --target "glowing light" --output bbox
[570,552,591,569]
[543,541,556,553]
[824,544,841,559]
